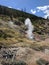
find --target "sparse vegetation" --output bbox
[36,58,49,65]
[1,60,27,65]
[0,5,49,65]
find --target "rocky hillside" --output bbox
[0,5,49,35]
[0,5,49,65]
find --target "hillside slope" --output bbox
[0,5,49,65]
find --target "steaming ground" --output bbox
[0,18,49,65]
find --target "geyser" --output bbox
[24,18,34,39]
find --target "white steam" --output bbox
[8,21,14,28]
[24,18,34,39]
[8,21,16,28]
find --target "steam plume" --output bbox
[24,18,34,39]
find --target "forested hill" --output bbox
[0,5,44,20]
[0,5,49,35]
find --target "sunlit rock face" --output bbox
[24,18,34,39]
